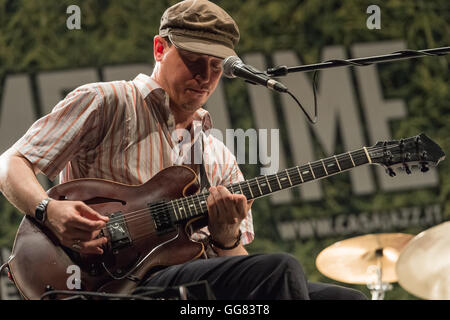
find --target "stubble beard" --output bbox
[181,102,203,113]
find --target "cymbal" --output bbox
[396,221,450,300]
[316,233,414,284]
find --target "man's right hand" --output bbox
[0,150,109,255]
[45,200,109,255]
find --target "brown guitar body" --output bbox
[8,166,205,300]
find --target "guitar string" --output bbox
[101,144,418,228]
[100,145,425,241]
[100,148,371,226]
[101,144,410,228]
[104,148,369,224]
[128,150,371,238]
[128,151,423,241]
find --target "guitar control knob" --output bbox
[420,163,429,172]
[403,164,412,174]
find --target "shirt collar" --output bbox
[133,73,213,132]
[133,73,161,98]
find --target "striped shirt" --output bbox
[13,73,254,244]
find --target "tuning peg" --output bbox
[403,163,412,174]
[386,167,396,177]
[421,151,428,161]
[404,152,411,161]
[420,162,429,173]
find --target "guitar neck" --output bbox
[168,147,371,224]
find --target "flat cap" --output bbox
[159,0,239,59]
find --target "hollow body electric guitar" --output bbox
[5,133,445,299]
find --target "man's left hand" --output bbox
[207,185,252,247]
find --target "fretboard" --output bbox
[167,147,370,224]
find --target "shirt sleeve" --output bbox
[12,85,102,181]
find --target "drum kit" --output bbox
[315,221,450,300]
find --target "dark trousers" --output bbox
[137,253,367,300]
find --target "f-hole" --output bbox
[58,195,126,206]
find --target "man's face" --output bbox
[157,40,223,112]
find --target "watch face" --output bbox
[35,209,43,221]
[35,204,45,221]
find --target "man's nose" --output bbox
[194,60,211,83]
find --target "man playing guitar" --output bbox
[0,0,366,300]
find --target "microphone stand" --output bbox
[266,46,450,76]
[264,46,449,124]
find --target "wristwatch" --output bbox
[34,198,52,224]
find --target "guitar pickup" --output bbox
[149,202,175,235]
[106,211,132,250]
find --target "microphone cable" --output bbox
[245,66,319,125]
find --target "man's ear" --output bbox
[154,35,167,62]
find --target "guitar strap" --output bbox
[199,150,211,193]
[182,132,210,192]
[183,133,216,259]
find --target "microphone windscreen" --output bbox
[222,56,242,78]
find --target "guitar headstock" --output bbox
[367,133,445,176]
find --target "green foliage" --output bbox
[0,197,22,248]
[0,0,449,300]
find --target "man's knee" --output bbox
[261,253,305,275]
[246,253,309,299]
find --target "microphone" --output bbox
[222,56,288,93]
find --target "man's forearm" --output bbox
[0,148,48,216]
